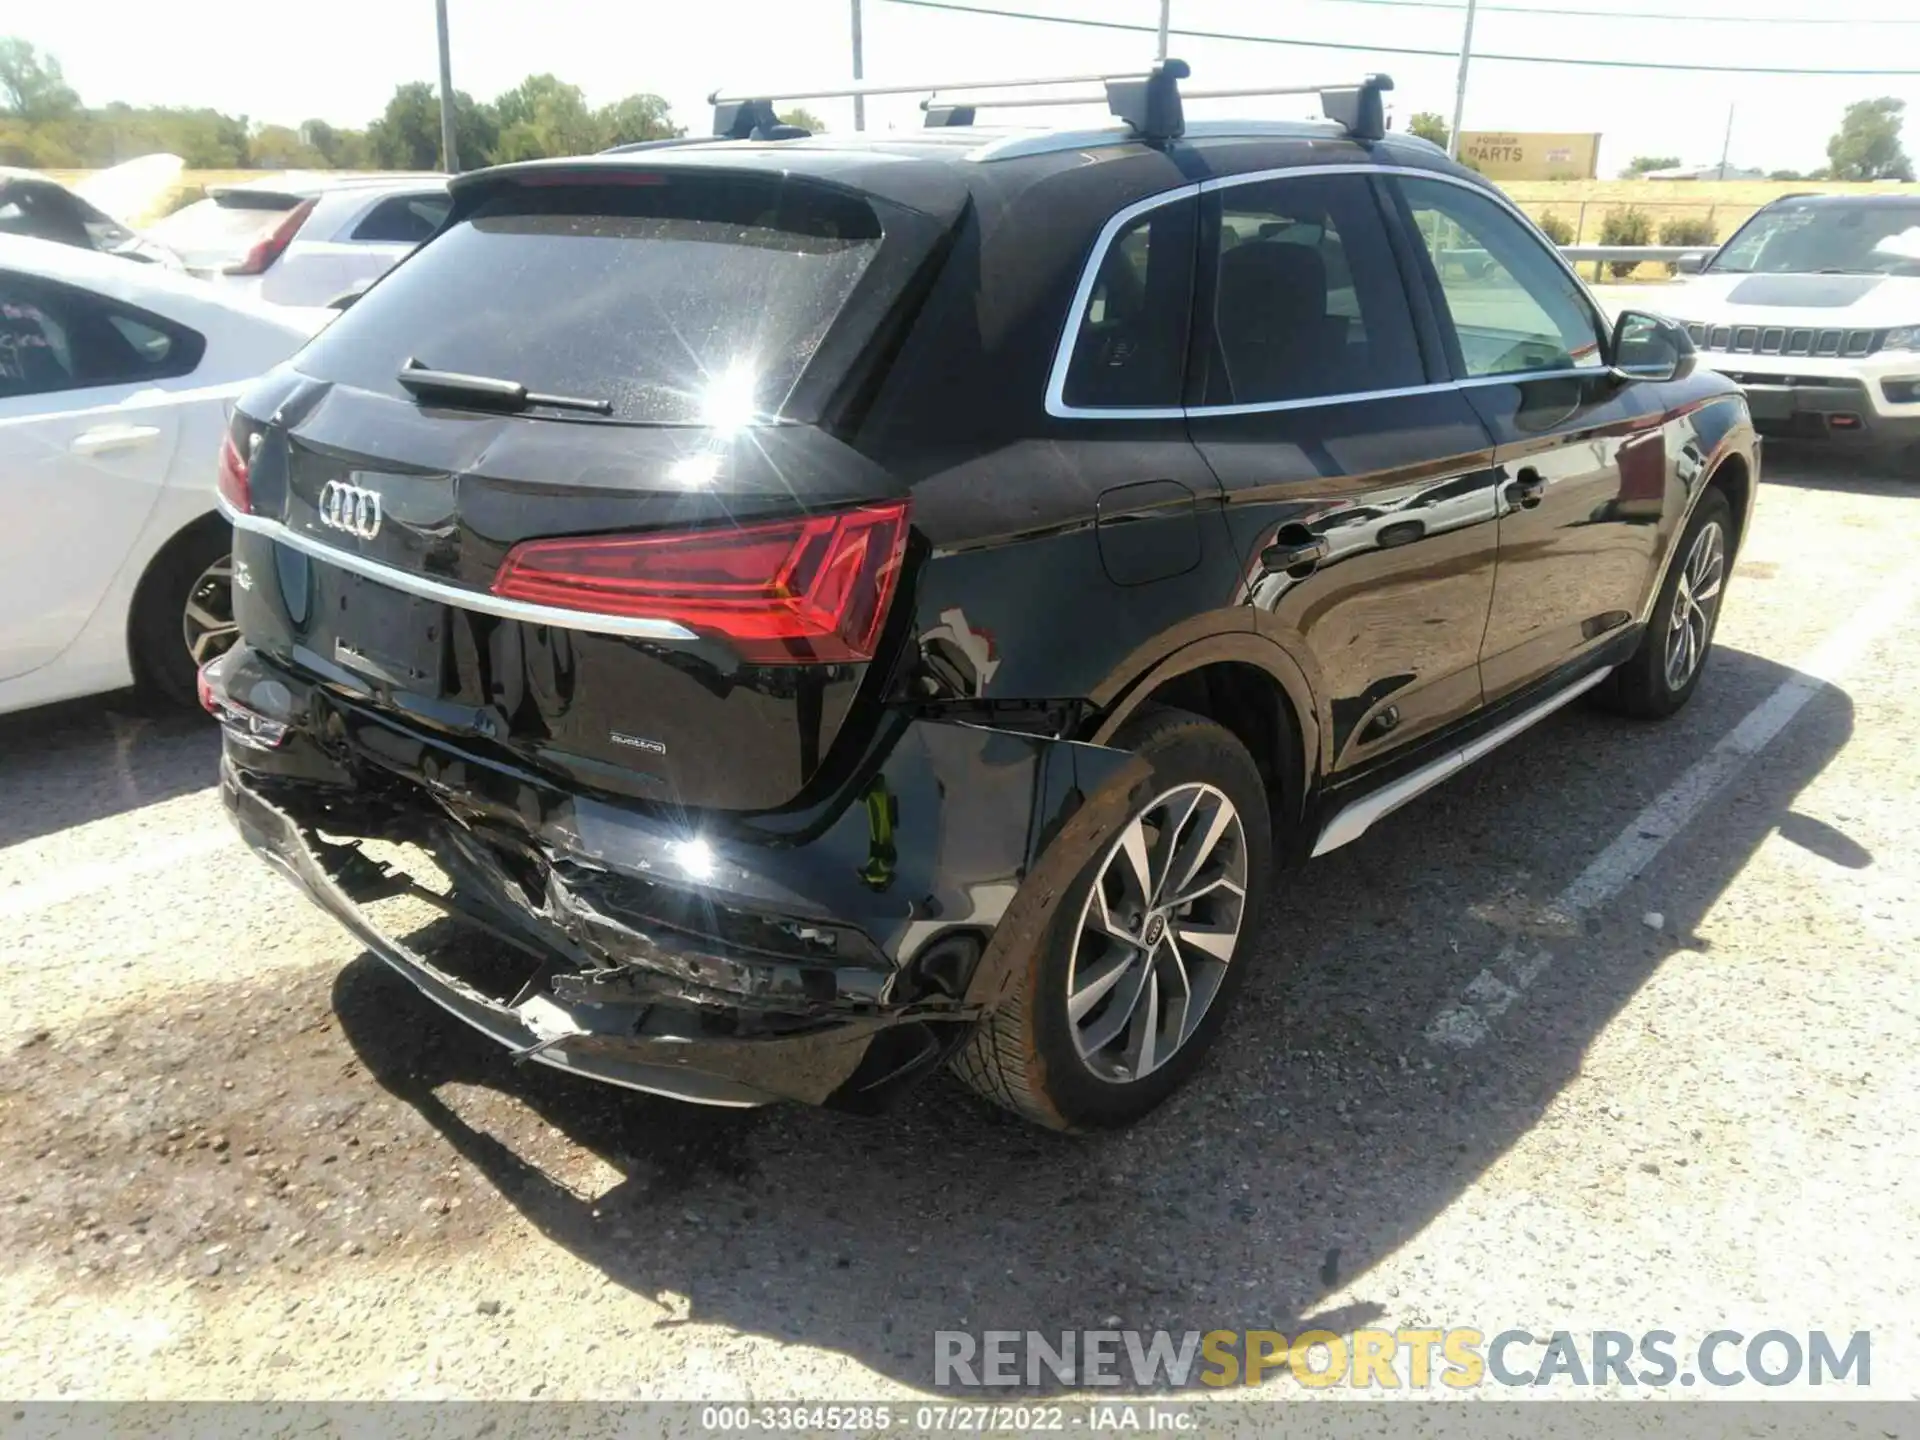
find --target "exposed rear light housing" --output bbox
[216,433,251,513]
[198,651,288,750]
[491,501,910,665]
[224,197,317,276]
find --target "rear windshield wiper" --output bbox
[396,358,613,416]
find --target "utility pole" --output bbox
[1446,0,1478,159]
[1717,102,1735,180]
[851,0,866,130]
[1156,0,1172,61]
[435,0,460,171]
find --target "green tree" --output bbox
[368,82,496,170]
[250,123,323,169]
[302,119,374,170]
[1766,168,1805,181]
[492,73,600,160]
[1599,206,1653,277]
[367,82,439,168]
[779,106,827,134]
[1535,211,1574,245]
[599,93,682,147]
[1826,97,1913,182]
[1620,154,1681,177]
[1407,111,1448,148]
[86,104,251,167]
[0,38,80,122]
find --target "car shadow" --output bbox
[0,691,219,849]
[332,642,1855,1394]
[1761,441,1918,495]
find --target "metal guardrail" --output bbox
[1438,244,1698,264]
[1437,243,1700,282]
[1559,245,1697,263]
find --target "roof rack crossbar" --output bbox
[709,66,1393,145]
[709,69,1161,107]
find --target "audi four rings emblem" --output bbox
[318,481,383,540]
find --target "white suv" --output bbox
[147,175,450,309]
[1656,193,1920,456]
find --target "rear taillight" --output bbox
[223,198,316,276]
[216,433,251,513]
[492,501,910,665]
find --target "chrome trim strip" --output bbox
[1311,667,1613,857]
[220,503,701,642]
[1167,367,1603,419]
[1191,379,1455,419]
[1045,162,1614,423]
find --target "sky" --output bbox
[13,0,1920,176]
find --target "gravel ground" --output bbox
[2,446,1917,1402]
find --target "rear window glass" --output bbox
[351,192,451,244]
[294,174,887,425]
[146,198,290,271]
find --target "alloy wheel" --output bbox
[181,555,239,668]
[1664,520,1725,692]
[1064,782,1249,1084]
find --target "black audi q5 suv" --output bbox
[206,67,1758,1130]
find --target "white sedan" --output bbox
[0,234,328,715]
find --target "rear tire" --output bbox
[131,522,236,709]
[952,707,1273,1131]
[1597,487,1732,720]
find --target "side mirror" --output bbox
[1611,309,1696,384]
[1674,250,1712,275]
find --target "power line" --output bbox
[1288,0,1920,26]
[882,0,1920,75]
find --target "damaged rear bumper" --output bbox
[213,646,1145,1111]
[226,761,805,1106]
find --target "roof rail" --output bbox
[707,66,1394,145]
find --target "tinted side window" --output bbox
[1060,197,1196,411]
[0,184,90,249]
[0,274,204,400]
[351,193,452,244]
[1202,173,1424,407]
[1397,176,1605,378]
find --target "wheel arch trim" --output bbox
[1086,631,1320,820]
[1639,418,1756,628]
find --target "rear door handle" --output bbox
[1505,466,1546,509]
[70,423,162,456]
[1260,532,1330,577]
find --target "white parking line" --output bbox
[1426,569,1920,1051]
[0,829,237,925]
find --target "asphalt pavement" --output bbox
[2,444,1917,1401]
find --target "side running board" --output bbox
[1312,667,1614,857]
